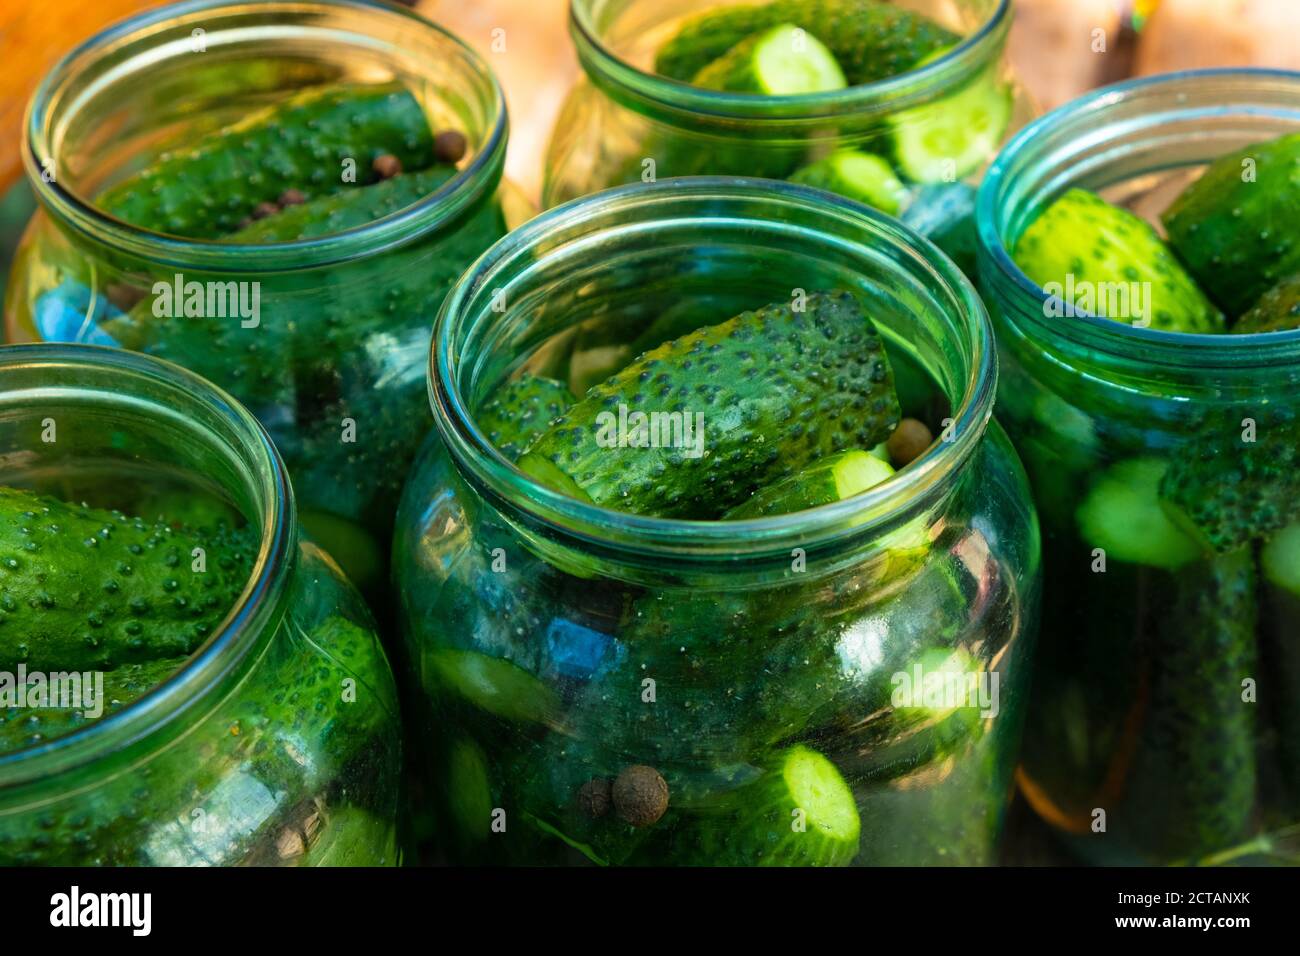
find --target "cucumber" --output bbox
[888,50,1012,183]
[97,83,436,239]
[1159,413,1300,553]
[225,167,456,243]
[789,150,907,214]
[1012,189,1225,333]
[625,295,744,359]
[660,745,861,866]
[0,656,184,753]
[300,808,397,867]
[476,373,575,462]
[1232,273,1300,334]
[691,24,846,95]
[518,290,901,518]
[426,648,560,726]
[1162,132,1300,317]
[446,737,495,844]
[133,490,242,535]
[1075,458,1203,570]
[1122,550,1258,859]
[0,487,257,671]
[1260,523,1300,800]
[723,449,894,518]
[1262,522,1300,597]
[655,0,959,87]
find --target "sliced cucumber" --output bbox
[723,450,895,519]
[692,24,847,95]
[888,50,1012,183]
[1075,458,1203,571]
[789,150,908,214]
[1012,188,1225,334]
[1262,523,1300,598]
[426,649,560,725]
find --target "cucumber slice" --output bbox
[692,24,846,95]
[1075,458,1203,571]
[426,649,560,725]
[888,50,1011,183]
[1012,189,1225,334]
[789,150,908,214]
[724,450,894,519]
[1262,523,1300,597]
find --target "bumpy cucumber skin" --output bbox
[226,167,456,243]
[0,488,256,671]
[690,26,845,95]
[1159,412,1300,553]
[1012,189,1224,333]
[0,656,183,753]
[1163,132,1300,317]
[1124,550,1258,860]
[97,83,436,239]
[477,374,575,462]
[656,0,958,86]
[520,291,900,518]
[1232,273,1300,334]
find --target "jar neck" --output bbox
[431,178,996,577]
[0,344,295,788]
[977,68,1300,388]
[23,0,507,273]
[570,0,1011,131]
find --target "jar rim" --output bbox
[22,0,508,273]
[569,0,1011,124]
[430,177,997,560]
[0,344,294,787]
[976,67,1300,369]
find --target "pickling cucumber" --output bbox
[661,745,861,866]
[655,0,959,87]
[723,449,894,518]
[1232,273,1300,334]
[692,24,846,95]
[476,373,575,462]
[1012,189,1225,333]
[1159,413,1300,553]
[97,82,436,239]
[0,486,257,671]
[888,50,1011,183]
[789,150,908,214]
[1262,522,1300,597]
[1122,550,1258,859]
[1162,132,1300,317]
[226,166,456,243]
[1075,458,1203,570]
[518,290,901,518]
[426,648,560,726]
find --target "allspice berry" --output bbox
[434,129,468,164]
[278,188,307,207]
[251,200,280,220]
[612,765,669,828]
[887,417,934,467]
[576,778,611,819]
[372,153,403,179]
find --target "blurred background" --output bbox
[3,0,1300,204]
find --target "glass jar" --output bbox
[977,69,1300,866]
[394,178,1040,866]
[4,0,527,594]
[543,0,1033,277]
[0,344,400,865]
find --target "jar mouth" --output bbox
[0,344,294,787]
[431,177,996,561]
[976,67,1300,369]
[569,0,1010,124]
[22,0,507,273]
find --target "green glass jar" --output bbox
[0,344,400,865]
[393,178,1040,866]
[977,69,1300,866]
[543,0,1032,278]
[4,0,527,594]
